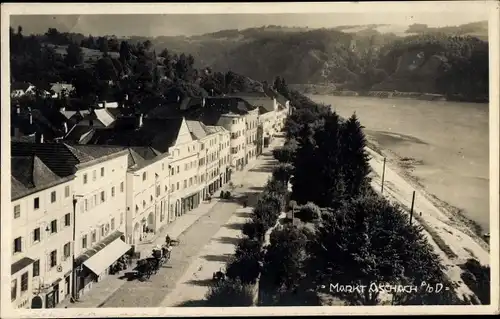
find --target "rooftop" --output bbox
[11,155,75,200]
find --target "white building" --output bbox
[125,147,172,246]
[10,155,76,309]
[11,141,132,301]
[187,121,229,199]
[243,108,260,165]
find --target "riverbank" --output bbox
[365,141,490,304]
[365,137,489,252]
[291,84,489,103]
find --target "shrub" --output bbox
[295,202,321,223]
[205,278,255,307]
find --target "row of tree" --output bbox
[206,78,472,306]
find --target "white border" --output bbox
[1,2,499,317]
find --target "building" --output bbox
[186,121,229,199]
[10,155,76,309]
[11,82,36,98]
[264,88,291,131]
[50,83,75,99]
[124,147,171,246]
[243,107,260,164]
[11,142,131,300]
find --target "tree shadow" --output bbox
[215,236,241,245]
[249,165,275,173]
[174,299,208,307]
[248,186,265,191]
[184,278,215,287]
[202,254,232,263]
[224,222,246,230]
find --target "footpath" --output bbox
[58,138,283,308]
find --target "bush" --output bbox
[205,278,255,307]
[226,253,261,285]
[220,190,225,198]
[295,202,321,223]
[460,258,490,305]
[242,220,265,242]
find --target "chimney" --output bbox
[202,98,206,107]
[103,100,107,108]
[38,133,44,144]
[16,105,21,114]
[64,122,68,134]
[177,95,180,102]
[125,94,128,101]
[29,112,33,125]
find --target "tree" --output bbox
[260,225,309,305]
[65,42,83,67]
[242,220,265,242]
[295,202,321,223]
[459,258,490,305]
[205,278,254,307]
[272,163,294,186]
[226,238,262,285]
[96,57,118,81]
[338,113,372,198]
[272,144,296,163]
[307,194,459,305]
[119,40,131,66]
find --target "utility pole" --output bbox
[381,157,386,194]
[409,191,416,225]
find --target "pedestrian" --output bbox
[165,234,171,245]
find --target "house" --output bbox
[124,147,170,245]
[10,155,76,309]
[11,107,66,143]
[76,108,117,129]
[50,83,75,99]
[186,121,229,200]
[11,82,36,98]
[264,87,291,131]
[11,142,131,300]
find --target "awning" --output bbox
[82,238,131,275]
[12,257,35,275]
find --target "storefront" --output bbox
[181,191,201,213]
[75,231,131,298]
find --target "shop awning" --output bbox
[82,238,131,275]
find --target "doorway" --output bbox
[65,276,70,298]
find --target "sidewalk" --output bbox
[56,142,281,308]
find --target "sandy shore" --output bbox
[365,139,490,302]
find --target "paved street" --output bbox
[56,137,282,309]
[159,146,280,306]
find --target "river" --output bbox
[307,95,490,233]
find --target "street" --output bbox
[98,137,283,308]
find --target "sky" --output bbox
[9,13,489,38]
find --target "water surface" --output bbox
[308,95,490,232]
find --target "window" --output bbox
[64,213,71,227]
[111,218,115,230]
[13,237,22,253]
[120,182,124,193]
[82,235,87,249]
[176,182,179,190]
[162,163,165,170]
[171,184,174,192]
[84,199,88,211]
[50,219,57,233]
[33,228,40,243]
[150,195,153,203]
[101,225,105,237]
[63,242,71,260]
[14,205,20,219]
[91,230,96,243]
[33,260,40,277]
[83,174,88,184]
[120,213,124,225]
[65,185,70,198]
[189,177,193,186]
[11,279,17,301]
[176,166,179,173]
[111,187,115,197]
[93,194,97,206]
[50,191,56,203]
[170,167,175,175]
[49,250,57,268]
[184,180,187,188]
[101,167,105,177]
[100,191,105,203]
[142,172,147,181]
[34,197,40,210]
[156,185,160,197]
[92,170,96,181]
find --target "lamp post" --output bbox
[71,194,83,303]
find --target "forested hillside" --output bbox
[10,21,489,102]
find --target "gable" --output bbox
[175,118,193,145]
